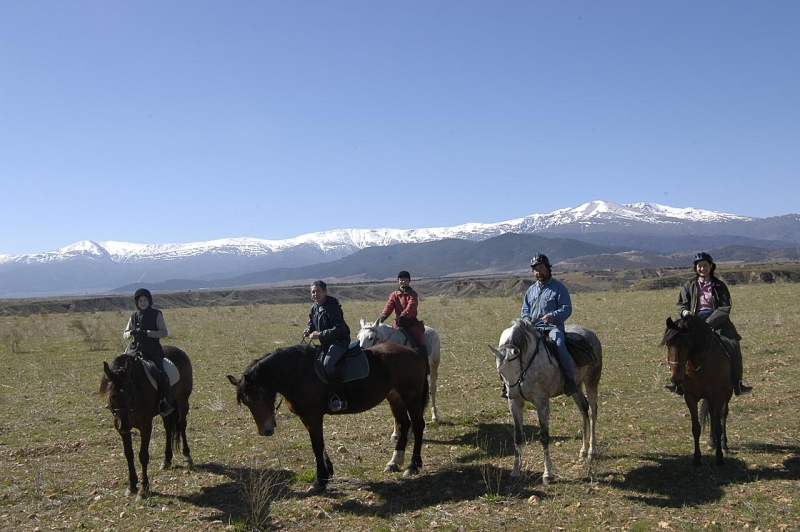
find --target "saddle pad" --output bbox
[140,357,180,390]
[314,348,370,384]
[565,334,597,367]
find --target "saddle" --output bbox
[540,334,597,367]
[314,340,370,384]
[130,352,180,390]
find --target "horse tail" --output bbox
[700,399,710,431]
[169,407,182,449]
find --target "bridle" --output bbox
[500,330,543,402]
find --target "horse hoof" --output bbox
[306,482,326,495]
[402,467,416,478]
[125,486,137,497]
[384,463,401,473]
[185,457,195,470]
[160,461,171,471]
[542,474,554,485]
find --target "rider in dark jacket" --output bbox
[123,288,173,416]
[668,252,752,396]
[303,280,351,412]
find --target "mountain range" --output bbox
[2,200,799,298]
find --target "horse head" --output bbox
[489,319,535,390]
[102,356,137,433]
[227,370,277,436]
[357,317,382,348]
[662,316,692,386]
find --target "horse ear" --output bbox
[103,361,113,379]
[666,317,674,328]
[360,317,367,327]
[488,345,504,361]
[226,375,240,387]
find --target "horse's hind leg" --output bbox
[720,401,729,454]
[580,384,599,460]
[137,424,153,500]
[161,414,175,471]
[429,359,439,423]
[179,399,193,468]
[384,394,410,473]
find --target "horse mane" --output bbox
[660,315,713,348]
[237,344,314,403]
[506,318,534,354]
[99,352,137,397]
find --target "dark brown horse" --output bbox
[661,315,732,466]
[227,342,428,494]
[100,345,194,499]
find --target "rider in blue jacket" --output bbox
[520,253,578,397]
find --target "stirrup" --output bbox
[159,400,174,417]
[329,396,348,412]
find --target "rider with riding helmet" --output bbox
[667,252,752,396]
[123,288,173,416]
[517,253,578,397]
[303,280,352,412]
[379,270,428,361]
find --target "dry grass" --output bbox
[1,283,799,531]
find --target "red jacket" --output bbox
[382,288,425,346]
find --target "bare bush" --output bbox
[69,317,108,351]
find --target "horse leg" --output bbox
[709,404,725,466]
[179,400,193,468]
[120,432,139,497]
[687,398,702,467]
[303,417,330,494]
[535,401,554,484]
[160,413,174,471]
[720,400,729,454]
[429,359,439,424]
[138,423,152,500]
[404,395,426,478]
[509,397,526,478]
[385,394,410,473]
[572,388,591,459]
[582,385,599,460]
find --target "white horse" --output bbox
[358,317,440,425]
[489,317,602,483]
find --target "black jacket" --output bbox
[306,296,351,350]
[676,276,741,341]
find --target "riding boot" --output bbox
[564,378,578,397]
[158,371,174,417]
[730,346,752,396]
[327,367,348,412]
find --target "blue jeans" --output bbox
[542,327,575,381]
[323,344,347,375]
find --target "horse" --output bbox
[227,342,428,494]
[100,345,194,499]
[661,315,733,467]
[489,318,602,483]
[357,317,441,424]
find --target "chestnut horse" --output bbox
[227,342,428,494]
[661,315,732,466]
[100,346,194,499]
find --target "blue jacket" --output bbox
[306,295,351,349]
[521,278,572,333]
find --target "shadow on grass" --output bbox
[612,445,800,508]
[171,461,298,527]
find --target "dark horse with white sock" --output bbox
[100,346,193,499]
[227,342,428,494]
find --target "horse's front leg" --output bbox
[509,397,526,478]
[720,400,730,455]
[304,417,330,495]
[686,397,702,467]
[120,432,139,497]
[137,423,153,500]
[405,400,426,478]
[535,400,553,484]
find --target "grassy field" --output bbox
[1,282,798,531]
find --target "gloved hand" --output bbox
[681,310,693,318]
[132,329,146,338]
[378,315,387,323]
[302,328,311,338]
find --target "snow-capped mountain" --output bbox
[1,200,797,298]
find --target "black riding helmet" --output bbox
[134,288,153,308]
[692,252,716,275]
[530,253,551,269]
[397,270,411,280]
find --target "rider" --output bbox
[303,280,352,412]
[515,253,578,398]
[123,288,173,416]
[379,270,427,361]
[667,252,753,396]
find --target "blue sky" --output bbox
[2,2,798,256]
